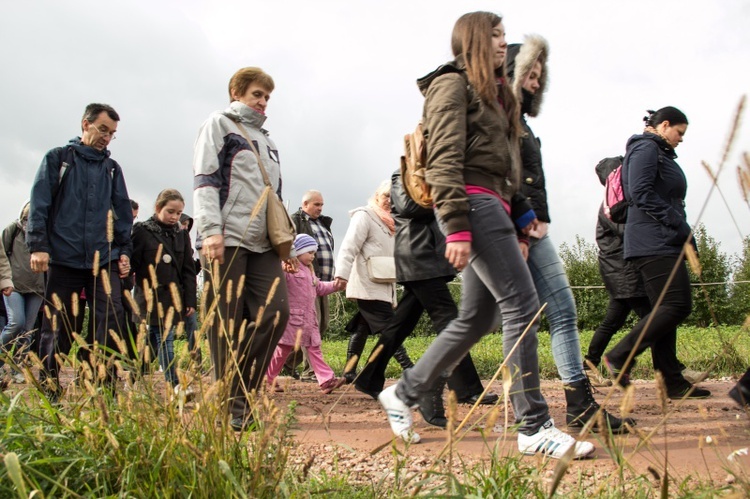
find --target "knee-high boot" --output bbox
[564,377,635,434]
[344,327,369,384]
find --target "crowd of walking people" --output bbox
[1,9,748,460]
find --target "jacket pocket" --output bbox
[288,308,305,327]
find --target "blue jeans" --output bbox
[149,325,177,386]
[527,235,584,384]
[397,195,549,435]
[0,292,44,370]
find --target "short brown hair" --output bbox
[228,67,275,103]
[154,189,184,212]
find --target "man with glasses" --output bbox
[27,103,134,401]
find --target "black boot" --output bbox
[564,377,635,434]
[344,328,369,384]
[393,345,414,371]
[418,376,448,428]
[729,368,750,408]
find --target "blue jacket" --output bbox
[27,137,133,269]
[622,133,690,259]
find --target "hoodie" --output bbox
[506,35,551,223]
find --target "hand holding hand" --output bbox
[334,277,347,291]
[283,257,299,273]
[528,221,548,239]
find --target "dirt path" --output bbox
[277,378,750,489]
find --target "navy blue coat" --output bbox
[622,133,691,260]
[27,137,133,269]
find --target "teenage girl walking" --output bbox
[378,11,593,459]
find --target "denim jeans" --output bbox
[149,325,177,386]
[397,195,549,435]
[527,234,584,384]
[183,312,202,365]
[0,292,44,369]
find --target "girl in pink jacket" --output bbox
[266,234,345,394]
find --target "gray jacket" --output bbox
[1,221,44,294]
[193,101,283,253]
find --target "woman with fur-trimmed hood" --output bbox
[506,35,635,434]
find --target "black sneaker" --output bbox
[729,383,750,408]
[667,385,711,400]
[354,383,380,400]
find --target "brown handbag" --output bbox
[233,122,296,260]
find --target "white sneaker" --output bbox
[378,384,420,444]
[11,371,25,384]
[518,419,594,460]
[173,383,197,403]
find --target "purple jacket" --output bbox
[279,264,337,347]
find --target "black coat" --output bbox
[518,116,550,222]
[622,133,690,259]
[391,170,455,283]
[131,217,197,326]
[596,206,646,299]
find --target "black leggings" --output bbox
[606,255,692,389]
[585,296,651,367]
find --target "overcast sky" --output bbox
[1,0,749,261]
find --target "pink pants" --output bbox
[266,344,335,386]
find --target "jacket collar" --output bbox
[69,137,111,160]
[225,101,267,129]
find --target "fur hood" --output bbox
[506,34,549,118]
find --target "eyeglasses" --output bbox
[91,124,117,140]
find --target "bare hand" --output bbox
[519,240,529,261]
[334,277,348,290]
[283,257,299,273]
[521,218,538,235]
[30,252,50,273]
[185,307,195,317]
[118,254,131,278]
[202,234,225,265]
[528,221,548,239]
[2,287,13,297]
[446,241,471,271]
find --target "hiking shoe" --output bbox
[457,392,500,405]
[517,419,595,460]
[682,368,708,384]
[378,384,420,443]
[320,377,346,395]
[603,356,631,389]
[667,385,711,400]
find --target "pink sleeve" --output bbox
[446,230,472,243]
[316,280,338,297]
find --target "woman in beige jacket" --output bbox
[335,181,412,383]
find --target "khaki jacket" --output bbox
[418,61,520,235]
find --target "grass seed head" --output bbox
[101,269,112,296]
[71,292,80,317]
[149,264,159,289]
[169,282,183,313]
[92,250,100,276]
[684,242,701,276]
[106,210,114,242]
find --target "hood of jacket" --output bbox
[417,59,464,96]
[179,213,194,232]
[506,34,549,118]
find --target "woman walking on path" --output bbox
[603,107,710,400]
[506,35,632,433]
[266,234,344,394]
[193,67,291,431]
[334,181,412,384]
[584,157,652,386]
[377,11,593,459]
